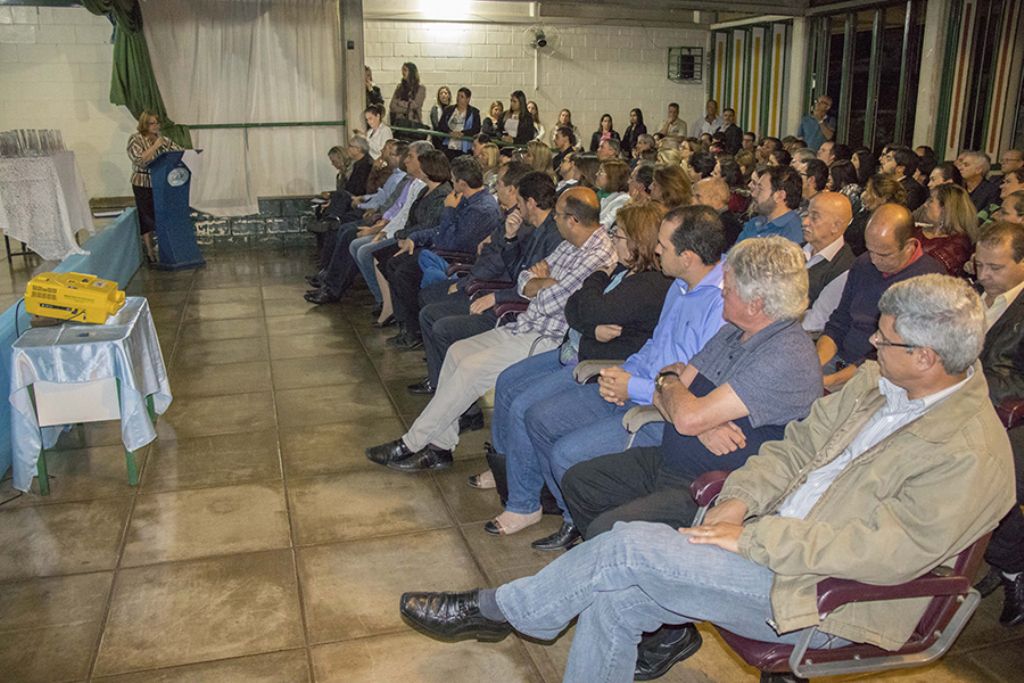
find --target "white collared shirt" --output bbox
[801,237,848,333]
[803,235,846,267]
[777,369,973,520]
[984,279,1024,330]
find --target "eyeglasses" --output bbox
[870,328,917,350]
[554,210,577,221]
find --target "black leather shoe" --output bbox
[459,409,484,433]
[388,445,454,472]
[386,331,408,347]
[407,378,435,395]
[976,567,1003,598]
[304,290,340,305]
[401,334,424,351]
[634,624,703,680]
[999,572,1024,627]
[372,315,396,329]
[304,274,322,288]
[400,590,512,641]
[365,438,412,466]
[531,522,580,551]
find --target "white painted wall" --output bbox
[0,6,138,199]
[0,7,710,200]
[363,20,709,147]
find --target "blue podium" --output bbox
[149,150,205,270]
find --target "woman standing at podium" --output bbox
[127,111,181,262]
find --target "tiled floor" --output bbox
[0,247,1021,682]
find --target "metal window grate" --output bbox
[668,47,703,83]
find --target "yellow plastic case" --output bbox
[24,272,126,324]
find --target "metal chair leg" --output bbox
[36,450,50,496]
[124,448,139,486]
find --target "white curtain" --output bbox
[141,0,343,216]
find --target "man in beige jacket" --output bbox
[398,274,1016,682]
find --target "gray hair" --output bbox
[725,236,809,321]
[409,140,433,156]
[877,274,985,374]
[348,135,370,155]
[792,148,815,164]
[963,150,991,176]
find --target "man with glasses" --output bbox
[736,166,804,244]
[797,95,836,151]
[816,204,945,391]
[398,274,1013,682]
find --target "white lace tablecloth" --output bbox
[0,151,95,261]
[8,297,172,492]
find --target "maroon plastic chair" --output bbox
[465,279,514,296]
[996,398,1024,430]
[433,249,476,265]
[688,471,990,682]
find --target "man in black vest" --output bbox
[974,220,1024,627]
[800,192,856,335]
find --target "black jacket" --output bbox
[981,290,1024,404]
[621,123,647,157]
[395,182,452,239]
[488,112,536,144]
[564,267,671,361]
[807,242,856,305]
[435,104,482,145]
[344,154,372,196]
[721,124,743,155]
[589,129,621,153]
[900,176,928,212]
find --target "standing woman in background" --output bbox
[500,90,536,146]
[127,110,182,263]
[550,109,581,149]
[430,86,452,132]
[589,114,620,152]
[620,108,647,159]
[527,101,546,142]
[389,62,426,127]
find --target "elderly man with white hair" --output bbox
[956,150,1002,213]
[399,274,1015,683]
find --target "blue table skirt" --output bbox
[0,209,142,483]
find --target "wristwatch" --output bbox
[655,370,680,393]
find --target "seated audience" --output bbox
[590,114,621,153]
[524,140,554,179]
[480,100,504,138]
[366,187,616,471]
[719,108,742,155]
[768,148,792,167]
[827,158,863,215]
[596,159,630,230]
[974,220,1024,627]
[631,133,657,166]
[958,150,1002,213]
[435,86,481,158]
[798,158,829,216]
[817,204,945,390]
[929,160,965,189]
[736,165,803,244]
[627,162,655,202]
[1002,190,1024,224]
[1000,149,1023,176]
[741,130,756,153]
[847,173,907,256]
[916,184,977,276]
[691,99,723,138]
[658,102,686,137]
[400,274,1013,683]
[415,167,561,393]
[650,163,693,209]
[596,138,623,161]
[550,126,575,173]
[384,156,503,349]
[801,192,856,334]
[482,202,681,540]
[756,136,781,164]
[692,177,742,248]
[549,108,582,149]
[621,108,647,159]
[880,145,927,211]
[852,147,877,186]
[714,156,751,215]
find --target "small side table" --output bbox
[9,297,172,493]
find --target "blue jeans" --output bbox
[496,521,846,682]
[351,235,395,304]
[496,351,661,522]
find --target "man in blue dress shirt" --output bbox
[735,166,804,244]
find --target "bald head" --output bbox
[555,186,602,245]
[865,203,918,274]
[693,177,730,211]
[801,191,853,253]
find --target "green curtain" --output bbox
[81,0,192,147]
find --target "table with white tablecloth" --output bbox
[8,297,172,492]
[0,151,96,261]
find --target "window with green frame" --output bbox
[806,0,927,153]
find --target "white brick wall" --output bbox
[365,21,709,146]
[0,6,136,198]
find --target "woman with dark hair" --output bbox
[596,159,631,230]
[827,159,863,215]
[928,161,965,190]
[499,90,536,145]
[389,62,427,126]
[650,163,692,209]
[476,201,672,536]
[714,156,750,215]
[768,148,792,167]
[589,114,621,153]
[527,101,546,142]
[621,108,647,159]
[846,173,908,255]
[628,162,655,202]
[435,87,481,158]
[851,148,877,186]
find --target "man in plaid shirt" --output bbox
[367,187,617,472]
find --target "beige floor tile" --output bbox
[0,621,103,682]
[141,289,189,306]
[142,429,281,492]
[93,550,304,676]
[0,497,130,580]
[122,482,291,566]
[274,383,394,428]
[172,336,269,367]
[178,317,267,343]
[156,391,275,439]
[187,286,263,305]
[148,303,185,326]
[432,456,503,525]
[262,297,320,317]
[0,444,144,506]
[93,649,310,683]
[54,420,125,449]
[458,518,566,578]
[264,312,354,337]
[183,300,264,323]
[169,360,273,397]
[383,379,433,418]
[300,528,485,642]
[311,632,540,683]
[261,283,311,300]
[279,418,406,478]
[287,470,452,545]
[271,353,378,390]
[373,349,432,381]
[269,332,364,360]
